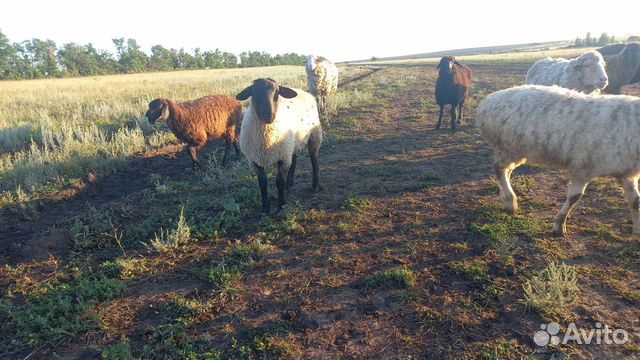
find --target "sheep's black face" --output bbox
[252,79,280,123]
[437,56,455,74]
[236,78,298,124]
[146,99,168,124]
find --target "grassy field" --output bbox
[1,50,640,359]
[0,65,370,207]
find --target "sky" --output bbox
[0,0,637,62]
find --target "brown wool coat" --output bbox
[165,95,242,148]
[435,59,472,106]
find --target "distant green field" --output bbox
[357,46,600,65]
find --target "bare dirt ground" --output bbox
[2,64,640,360]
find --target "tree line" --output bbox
[0,30,307,80]
[572,32,617,48]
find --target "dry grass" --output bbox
[0,65,374,206]
[523,261,580,321]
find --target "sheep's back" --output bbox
[166,96,241,147]
[307,62,339,95]
[477,85,640,177]
[435,67,471,105]
[525,58,570,86]
[180,96,241,139]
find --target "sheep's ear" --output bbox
[236,86,252,100]
[436,59,443,69]
[279,86,297,99]
[570,57,585,68]
[161,101,170,119]
[577,56,587,66]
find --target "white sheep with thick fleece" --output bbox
[525,51,608,93]
[305,55,339,111]
[476,84,640,236]
[240,88,322,168]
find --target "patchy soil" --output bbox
[0,143,195,264]
[2,63,640,360]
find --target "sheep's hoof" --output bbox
[502,205,517,214]
[552,229,567,238]
[552,222,567,237]
[192,162,204,171]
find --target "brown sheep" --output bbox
[597,42,640,94]
[145,95,242,168]
[435,56,472,132]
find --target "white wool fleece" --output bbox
[525,51,608,93]
[477,84,640,179]
[306,56,339,96]
[240,88,322,168]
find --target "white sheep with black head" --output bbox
[236,78,322,213]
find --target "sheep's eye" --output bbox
[273,93,279,101]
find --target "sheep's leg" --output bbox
[188,145,204,169]
[450,104,457,132]
[233,140,241,156]
[619,177,640,234]
[222,139,232,167]
[435,105,444,130]
[252,163,270,214]
[286,154,297,191]
[494,161,519,213]
[552,179,589,237]
[308,132,321,192]
[276,160,290,211]
[457,102,464,127]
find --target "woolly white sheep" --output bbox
[305,55,339,112]
[236,78,322,213]
[525,51,608,93]
[476,84,640,236]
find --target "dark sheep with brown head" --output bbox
[434,56,472,132]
